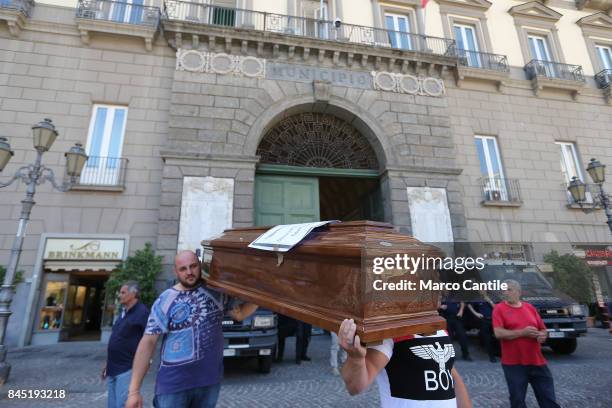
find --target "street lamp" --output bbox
[567,158,612,234]
[0,119,87,385]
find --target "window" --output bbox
[211,0,236,27]
[596,44,612,70]
[556,142,590,203]
[528,34,560,78]
[454,23,480,68]
[110,0,144,24]
[556,142,583,184]
[385,13,412,50]
[528,34,552,61]
[82,105,128,186]
[475,136,508,201]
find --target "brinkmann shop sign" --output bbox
[43,239,125,261]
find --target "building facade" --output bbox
[0,0,611,346]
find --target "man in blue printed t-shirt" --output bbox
[125,250,258,408]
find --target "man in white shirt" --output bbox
[338,318,472,408]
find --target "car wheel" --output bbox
[549,338,577,355]
[258,355,273,373]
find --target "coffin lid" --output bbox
[204,221,445,259]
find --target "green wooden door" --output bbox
[255,175,320,226]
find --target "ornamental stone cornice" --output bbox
[509,1,563,22]
[436,0,492,12]
[577,11,612,31]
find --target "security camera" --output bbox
[333,18,342,28]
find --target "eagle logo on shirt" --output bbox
[409,342,455,372]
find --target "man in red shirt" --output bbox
[492,279,560,408]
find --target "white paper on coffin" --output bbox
[248,221,337,252]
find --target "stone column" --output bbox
[335,0,343,20]
[371,0,382,28]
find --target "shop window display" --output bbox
[39,282,67,330]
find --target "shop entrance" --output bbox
[59,273,107,342]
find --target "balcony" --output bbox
[455,49,510,90]
[524,59,585,99]
[575,0,612,13]
[595,69,612,104]
[76,0,161,51]
[162,1,456,67]
[0,0,34,37]
[69,156,128,191]
[479,177,522,207]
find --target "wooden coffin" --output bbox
[203,221,446,343]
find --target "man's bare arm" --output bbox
[229,302,258,322]
[341,348,388,395]
[125,334,159,408]
[494,326,538,340]
[452,367,472,408]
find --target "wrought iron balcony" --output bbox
[457,49,508,72]
[76,0,160,27]
[69,156,128,190]
[163,1,456,58]
[524,59,585,82]
[0,0,34,36]
[479,177,522,205]
[0,0,34,16]
[595,69,612,89]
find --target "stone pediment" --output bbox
[436,0,492,11]
[508,1,563,22]
[577,12,612,30]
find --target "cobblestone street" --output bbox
[1,329,611,407]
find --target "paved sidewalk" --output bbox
[1,329,611,407]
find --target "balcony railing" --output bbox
[595,69,612,89]
[458,49,508,72]
[71,156,128,189]
[163,1,456,57]
[76,0,160,27]
[0,0,34,16]
[479,177,522,204]
[524,59,585,82]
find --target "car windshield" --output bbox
[479,265,552,289]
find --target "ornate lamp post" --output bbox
[0,119,87,385]
[567,158,612,234]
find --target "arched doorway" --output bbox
[254,111,385,225]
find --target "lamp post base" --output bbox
[0,351,10,386]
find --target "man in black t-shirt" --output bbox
[338,318,472,408]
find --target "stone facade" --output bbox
[1,0,611,346]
